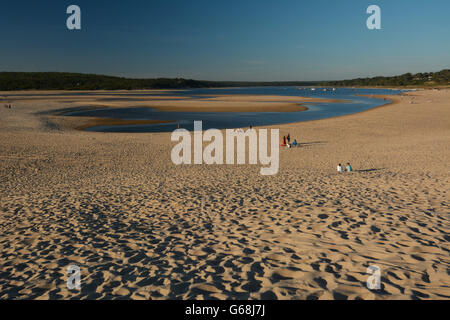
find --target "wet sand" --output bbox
[0,89,448,300]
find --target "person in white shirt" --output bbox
[337,164,343,173]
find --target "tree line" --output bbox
[0,72,317,91]
[0,70,448,91]
[321,69,449,87]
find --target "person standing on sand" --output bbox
[346,163,353,172]
[337,164,343,173]
[287,134,290,144]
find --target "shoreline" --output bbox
[3,89,404,132]
[3,92,337,113]
[48,94,396,131]
[74,118,175,131]
[1,84,448,96]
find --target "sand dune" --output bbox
[0,89,448,300]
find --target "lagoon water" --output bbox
[63,87,405,132]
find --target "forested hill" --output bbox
[321,69,449,87]
[0,72,317,91]
[0,70,448,91]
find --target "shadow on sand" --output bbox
[355,168,386,173]
[299,141,327,147]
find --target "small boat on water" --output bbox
[311,88,316,91]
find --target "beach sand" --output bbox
[0,89,448,300]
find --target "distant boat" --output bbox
[311,88,316,91]
[332,88,336,91]
[323,88,327,91]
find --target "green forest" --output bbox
[0,72,317,91]
[0,70,448,91]
[322,69,449,87]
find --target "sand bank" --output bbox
[1,92,351,113]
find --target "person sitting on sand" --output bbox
[337,164,343,173]
[292,139,298,147]
[346,163,353,172]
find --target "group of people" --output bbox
[4,104,12,109]
[337,163,353,173]
[281,131,354,172]
[281,133,298,148]
[281,132,354,172]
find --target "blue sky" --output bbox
[0,0,449,81]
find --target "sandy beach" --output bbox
[0,89,448,300]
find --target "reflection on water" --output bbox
[61,87,405,132]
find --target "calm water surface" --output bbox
[60,87,406,132]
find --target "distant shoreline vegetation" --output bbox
[0,72,319,91]
[322,69,449,88]
[0,70,448,91]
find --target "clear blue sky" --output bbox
[0,0,449,81]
